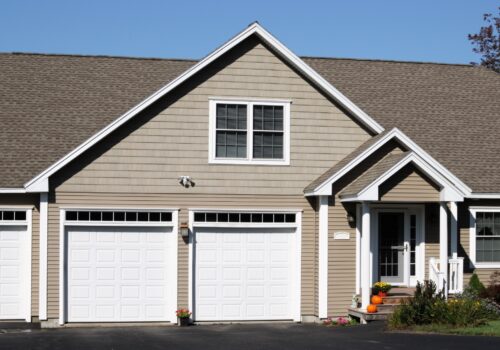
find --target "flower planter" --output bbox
[178,317,190,327]
[378,291,387,298]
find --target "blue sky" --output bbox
[0,0,497,64]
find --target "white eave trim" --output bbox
[468,193,500,199]
[306,128,472,197]
[339,152,464,202]
[23,22,383,191]
[0,188,27,194]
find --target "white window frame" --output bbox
[469,207,500,268]
[187,208,302,322]
[58,207,179,325]
[208,98,291,165]
[0,206,32,322]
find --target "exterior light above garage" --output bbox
[180,222,189,237]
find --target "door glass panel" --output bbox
[410,214,416,276]
[379,212,405,283]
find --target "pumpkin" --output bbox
[371,295,383,305]
[367,304,378,313]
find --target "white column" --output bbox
[39,192,48,320]
[355,204,361,295]
[361,202,371,309]
[449,202,458,259]
[439,202,448,293]
[318,196,329,319]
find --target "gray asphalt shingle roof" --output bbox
[0,52,499,193]
[338,152,409,198]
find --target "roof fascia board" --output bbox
[307,128,472,196]
[23,23,384,191]
[340,153,464,202]
[468,193,500,199]
[0,188,28,194]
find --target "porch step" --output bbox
[347,308,393,323]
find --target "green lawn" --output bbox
[412,320,500,337]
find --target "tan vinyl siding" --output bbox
[327,198,356,317]
[0,194,40,317]
[459,200,500,286]
[380,166,440,202]
[56,37,371,195]
[46,192,317,318]
[424,203,440,280]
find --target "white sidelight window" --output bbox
[470,208,500,268]
[209,99,290,165]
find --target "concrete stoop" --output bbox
[348,291,413,324]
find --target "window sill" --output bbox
[472,262,500,269]
[209,158,290,166]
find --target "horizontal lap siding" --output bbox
[425,203,440,280]
[0,194,40,317]
[380,167,440,202]
[48,37,372,319]
[46,193,317,318]
[459,200,500,286]
[328,198,356,317]
[56,39,370,196]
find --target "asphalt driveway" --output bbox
[0,322,499,350]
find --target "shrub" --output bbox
[468,273,486,295]
[481,271,500,305]
[388,280,445,329]
[388,280,499,329]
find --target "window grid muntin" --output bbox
[213,101,288,162]
[65,210,172,223]
[410,214,417,276]
[476,211,500,262]
[0,210,27,221]
[193,211,296,224]
[215,103,248,159]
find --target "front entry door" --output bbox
[378,212,406,284]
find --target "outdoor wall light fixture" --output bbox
[346,212,355,224]
[179,175,195,188]
[180,222,189,237]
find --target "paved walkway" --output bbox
[0,322,499,350]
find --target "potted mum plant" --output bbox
[372,282,392,297]
[176,308,191,326]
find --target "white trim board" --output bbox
[208,99,291,165]
[58,208,179,325]
[469,207,500,269]
[23,22,383,192]
[305,128,471,197]
[188,208,302,322]
[339,152,464,202]
[0,208,32,322]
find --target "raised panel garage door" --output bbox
[66,226,175,322]
[194,227,296,321]
[0,226,28,320]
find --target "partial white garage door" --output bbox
[67,226,175,322]
[195,227,296,321]
[0,225,29,320]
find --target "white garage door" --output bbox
[195,227,296,321]
[0,226,28,320]
[67,226,175,322]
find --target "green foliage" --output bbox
[468,273,486,295]
[388,280,444,329]
[388,280,500,330]
[482,272,500,304]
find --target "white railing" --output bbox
[448,257,464,294]
[429,257,446,295]
[428,257,464,296]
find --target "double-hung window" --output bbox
[470,208,500,267]
[209,99,290,164]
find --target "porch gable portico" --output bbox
[314,146,467,317]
